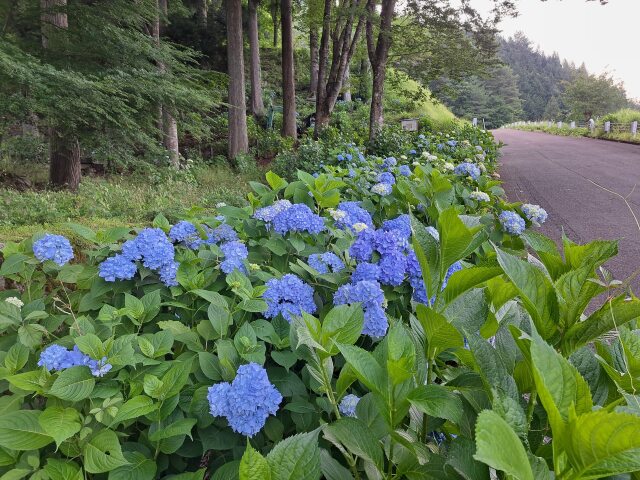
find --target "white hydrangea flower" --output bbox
[470,191,491,202]
[400,155,408,160]
[442,162,454,171]
[216,202,227,208]
[329,209,347,221]
[352,222,369,233]
[421,151,429,158]
[5,297,23,308]
[412,161,420,166]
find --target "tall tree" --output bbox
[248,0,265,119]
[314,0,365,136]
[281,0,297,138]
[41,0,81,191]
[159,0,180,167]
[563,72,628,120]
[226,0,249,158]
[365,0,395,140]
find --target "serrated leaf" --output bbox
[266,431,321,480]
[83,430,129,474]
[324,418,384,471]
[38,406,81,447]
[109,395,157,427]
[108,451,157,480]
[44,459,83,480]
[407,384,463,424]
[149,418,197,441]
[321,304,364,354]
[49,366,95,402]
[75,333,104,359]
[0,411,53,451]
[239,442,271,480]
[474,410,534,480]
[337,344,386,395]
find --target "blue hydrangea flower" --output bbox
[169,221,202,249]
[33,234,74,266]
[499,211,526,236]
[308,252,344,274]
[98,254,137,282]
[447,140,458,147]
[453,162,481,180]
[469,191,491,202]
[220,241,248,274]
[272,203,325,235]
[263,274,317,322]
[426,226,439,241]
[352,262,380,283]
[437,143,444,150]
[349,229,376,262]
[104,228,178,287]
[38,345,112,378]
[337,154,345,161]
[207,363,282,437]
[334,201,374,231]
[407,250,462,304]
[339,394,360,418]
[378,252,407,286]
[521,204,548,225]
[373,229,408,256]
[346,153,353,161]
[383,157,397,168]
[372,183,392,196]
[399,165,411,177]
[378,172,396,185]
[254,200,292,223]
[409,149,417,155]
[382,215,411,241]
[208,223,239,244]
[348,169,356,178]
[334,280,387,337]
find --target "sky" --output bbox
[473,0,640,100]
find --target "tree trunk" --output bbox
[367,0,396,142]
[49,130,81,191]
[309,27,319,97]
[281,0,296,138]
[270,0,279,47]
[157,0,180,167]
[41,0,81,190]
[226,0,249,158]
[343,63,351,102]
[248,0,265,119]
[196,0,208,28]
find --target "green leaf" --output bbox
[442,266,502,304]
[438,208,478,278]
[266,431,321,480]
[495,247,558,340]
[239,442,271,480]
[123,293,145,322]
[411,214,439,300]
[565,409,640,478]
[75,333,104,359]
[321,304,364,354]
[386,324,416,385]
[38,406,81,447]
[407,385,463,424]
[44,459,83,480]
[17,324,46,348]
[208,303,233,338]
[562,294,640,355]
[324,418,384,471]
[266,171,288,191]
[0,411,53,451]
[149,418,197,441]
[417,305,463,359]
[337,344,386,395]
[49,366,95,402]
[108,452,157,480]
[83,430,129,474]
[0,254,29,276]
[66,223,97,242]
[474,410,534,480]
[109,395,157,427]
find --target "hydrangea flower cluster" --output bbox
[308,252,344,274]
[272,203,325,235]
[351,262,380,283]
[207,363,282,437]
[499,211,526,236]
[382,214,411,240]
[334,280,387,337]
[377,172,396,185]
[33,234,74,266]
[521,204,548,225]
[263,274,317,322]
[210,224,239,244]
[38,344,112,378]
[99,228,178,286]
[169,221,204,249]
[447,140,458,147]
[372,183,392,196]
[453,162,481,180]
[332,201,373,231]
[4,297,24,308]
[220,241,248,274]
[339,394,360,418]
[254,199,292,223]
[469,191,491,202]
[399,165,412,177]
[383,157,397,168]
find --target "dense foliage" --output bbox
[1,127,640,479]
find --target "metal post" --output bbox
[632,121,638,137]
[604,121,611,133]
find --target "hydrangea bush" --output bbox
[0,127,639,480]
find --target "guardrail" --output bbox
[503,119,639,138]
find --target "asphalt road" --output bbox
[493,129,640,292]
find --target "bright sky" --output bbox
[473,0,640,100]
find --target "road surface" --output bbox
[493,129,640,292]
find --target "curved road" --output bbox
[493,129,640,291]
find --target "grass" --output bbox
[0,162,257,243]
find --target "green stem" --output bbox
[526,389,537,425]
[422,357,435,441]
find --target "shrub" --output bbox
[1,127,639,479]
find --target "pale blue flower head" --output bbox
[453,162,481,180]
[308,252,344,274]
[521,204,548,225]
[33,234,74,266]
[499,211,526,236]
[263,274,317,322]
[339,394,360,418]
[220,241,248,274]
